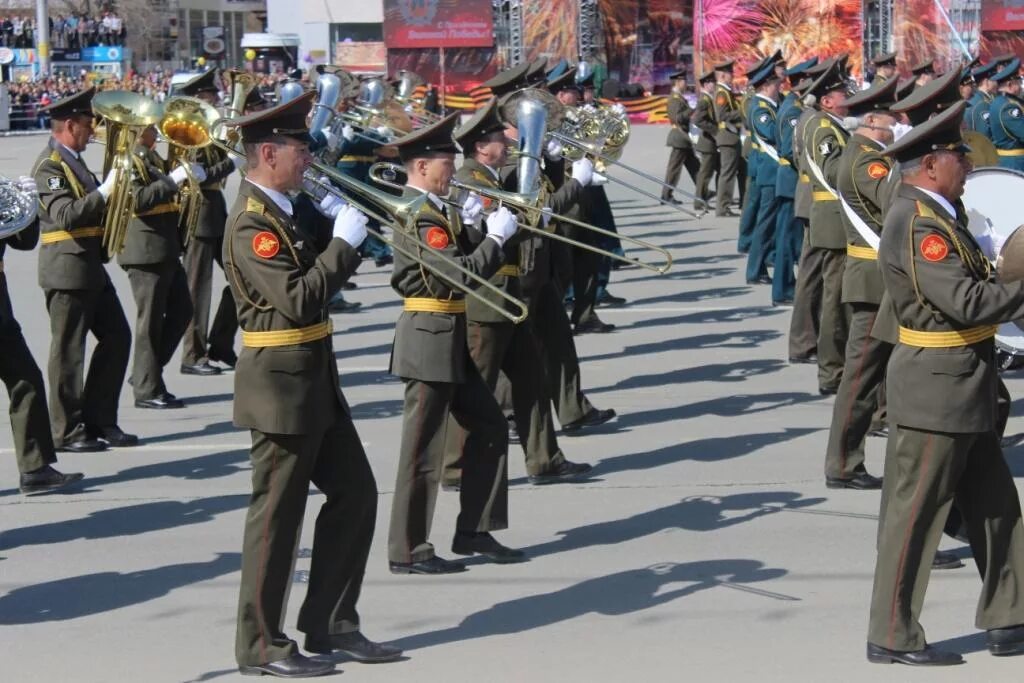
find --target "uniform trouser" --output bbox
[0,323,56,473]
[525,279,595,426]
[662,146,700,200]
[824,303,891,479]
[125,261,193,401]
[788,225,823,360]
[570,245,602,326]
[695,149,719,204]
[737,172,761,252]
[868,426,1024,652]
[235,415,377,667]
[444,320,565,482]
[716,144,740,215]
[387,372,509,564]
[745,185,779,281]
[44,282,130,443]
[771,200,801,304]
[359,232,391,261]
[182,235,238,365]
[817,247,849,391]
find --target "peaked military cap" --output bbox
[960,67,975,85]
[972,62,999,81]
[668,70,687,81]
[786,57,818,79]
[453,98,505,149]
[993,57,1021,84]
[749,62,780,88]
[872,51,897,67]
[245,87,268,112]
[804,57,833,76]
[698,70,716,84]
[482,62,532,97]
[548,67,580,94]
[713,60,735,73]
[224,89,315,144]
[891,68,961,125]
[884,100,969,164]
[42,86,96,119]
[526,57,549,85]
[845,75,900,116]
[964,55,982,71]
[744,55,772,79]
[911,59,935,76]
[546,58,569,80]
[806,60,848,97]
[993,52,1018,68]
[792,77,814,96]
[180,68,220,96]
[576,71,595,89]
[770,49,785,66]
[392,112,461,161]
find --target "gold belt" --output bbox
[339,155,376,162]
[403,297,466,314]
[997,149,1024,157]
[812,190,837,201]
[898,325,997,348]
[846,245,878,260]
[496,264,521,277]
[241,320,333,348]
[135,202,180,217]
[40,226,104,245]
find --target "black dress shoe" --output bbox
[181,361,222,376]
[304,631,403,662]
[96,425,139,447]
[866,643,963,666]
[746,275,772,285]
[987,624,1024,655]
[716,209,737,217]
[573,319,616,335]
[826,472,883,490]
[239,653,335,678]
[508,417,520,445]
[389,555,467,575]
[819,386,838,396]
[374,255,394,267]
[56,423,107,453]
[451,531,527,563]
[562,407,616,434]
[135,393,185,409]
[528,460,593,485]
[208,349,238,369]
[20,465,85,496]
[869,426,889,438]
[788,355,818,364]
[440,483,460,492]
[341,281,358,290]
[932,549,964,570]
[661,197,683,205]
[596,292,628,308]
[328,298,362,314]
[772,299,794,307]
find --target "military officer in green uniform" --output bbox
[1,175,85,494]
[119,125,197,409]
[692,71,719,211]
[713,60,743,217]
[870,52,897,85]
[988,58,1024,170]
[387,113,524,574]
[33,87,135,452]
[910,58,936,88]
[223,91,400,678]
[801,58,853,394]
[867,101,1024,666]
[822,75,899,490]
[180,68,242,375]
[661,71,699,205]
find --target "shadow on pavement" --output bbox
[79,449,250,490]
[391,559,794,652]
[589,358,787,394]
[0,552,240,623]
[627,285,751,307]
[349,399,404,421]
[585,330,782,363]
[140,420,240,445]
[614,392,821,429]
[626,306,784,332]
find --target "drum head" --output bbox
[999,226,1024,282]
[961,168,1024,251]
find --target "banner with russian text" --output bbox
[383,0,494,49]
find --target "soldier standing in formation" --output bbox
[966,61,998,135]
[989,58,1024,169]
[870,52,897,85]
[661,71,699,206]
[692,70,719,211]
[743,60,782,286]
[713,60,743,217]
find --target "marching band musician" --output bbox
[661,71,699,206]
[867,101,1024,666]
[1,175,85,494]
[869,52,897,86]
[988,58,1024,170]
[442,94,592,488]
[222,91,400,677]
[821,76,899,491]
[743,61,782,287]
[179,68,242,376]
[386,113,523,574]
[33,87,135,453]
[965,61,998,136]
[712,60,743,217]
[118,125,200,410]
[910,58,936,89]
[692,70,719,211]
[737,54,770,257]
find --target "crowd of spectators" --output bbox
[0,11,125,50]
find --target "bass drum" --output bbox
[961,167,1024,368]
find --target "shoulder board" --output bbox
[245,197,266,215]
[859,144,874,153]
[49,150,61,163]
[914,200,939,222]
[758,101,769,109]
[471,170,492,184]
[819,119,831,128]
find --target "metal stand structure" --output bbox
[578,0,599,60]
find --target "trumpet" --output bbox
[92,90,163,257]
[160,96,221,246]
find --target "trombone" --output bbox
[367,161,673,274]
[205,138,529,324]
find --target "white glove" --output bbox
[317,187,347,219]
[891,122,912,142]
[97,170,117,200]
[333,204,368,248]
[17,175,37,195]
[229,151,245,170]
[590,171,609,186]
[169,164,194,185]
[375,125,391,137]
[485,206,516,246]
[611,103,627,116]
[459,192,484,226]
[341,124,355,142]
[320,128,339,151]
[541,206,553,228]
[544,139,563,161]
[571,158,594,187]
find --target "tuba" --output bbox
[92,90,163,257]
[160,95,221,245]
[0,177,38,240]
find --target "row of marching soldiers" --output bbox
[0,60,627,676]
[710,47,1024,665]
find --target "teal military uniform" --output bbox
[745,87,780,284]
[990,92,1024,171]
